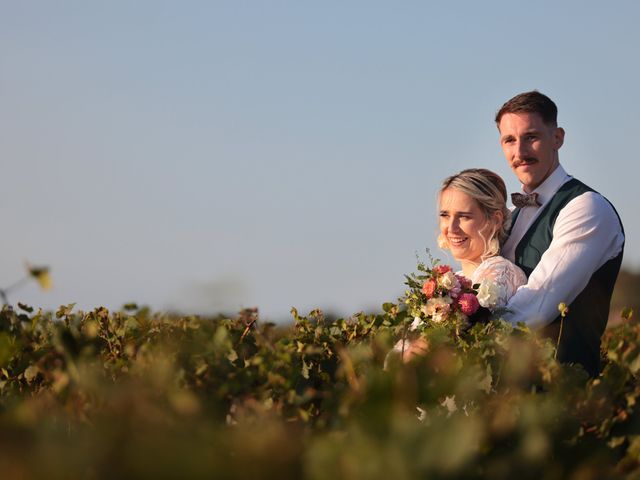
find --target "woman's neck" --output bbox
[460,259,480,279]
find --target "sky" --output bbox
[1,1,639,321]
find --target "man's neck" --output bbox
[523,163,561,193]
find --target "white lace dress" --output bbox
[468,255,528,310]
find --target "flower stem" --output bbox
[0,276,32,305]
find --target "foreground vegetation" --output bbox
[1,299,640,479]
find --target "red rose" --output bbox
[433,265,452,275]
[422,279,437,298]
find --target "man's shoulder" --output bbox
[558,177,617,210]
[559,176,595,195]
[556,189,624,233]
[554,177,618,212]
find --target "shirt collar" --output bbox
[521,164,571,206]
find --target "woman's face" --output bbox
[439,187,493,265]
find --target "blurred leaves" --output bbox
[0,301,639,478]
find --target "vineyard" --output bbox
[1,297,640,479]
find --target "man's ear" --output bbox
[554,127,565,150]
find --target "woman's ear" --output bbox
[492,210,504,230]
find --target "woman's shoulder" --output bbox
[478,255,516,272]
[474,256,528,309]
[474,256,527,283]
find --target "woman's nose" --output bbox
[448,217,461,232]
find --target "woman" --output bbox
[437,168,526,301]
[398,168,527,362]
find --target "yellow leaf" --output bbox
[27,265,53,290]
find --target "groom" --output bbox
[497,91,625,377]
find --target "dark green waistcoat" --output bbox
[511,178,624,377]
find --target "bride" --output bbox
[398,168,527,362]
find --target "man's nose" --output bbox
[515,139,529,157]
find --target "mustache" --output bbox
[512,157,538,168]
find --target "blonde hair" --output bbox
[437,168,511,260]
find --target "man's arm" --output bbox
[504,192,624,328]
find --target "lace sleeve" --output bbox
[472,256,528,309]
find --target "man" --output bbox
[498,91,625,376]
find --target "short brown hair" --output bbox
[495,90,558,126]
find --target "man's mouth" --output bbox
[514,158,538,168]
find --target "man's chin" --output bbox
[515,173,537,190]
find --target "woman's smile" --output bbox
[447,236,468,247]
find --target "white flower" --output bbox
[424,296,453,323]
[416,406,428,423]
[432,311,448,323]
[476,279,503,309]
[437,271,458,290]
[410,316,423,331]
[440,395,458,416]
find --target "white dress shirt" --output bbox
[502,165,625,328]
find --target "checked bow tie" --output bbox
[511,192,542,208]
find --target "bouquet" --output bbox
[402,257,501,333]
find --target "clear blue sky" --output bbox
[2,1,639,320]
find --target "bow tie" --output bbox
[511,192,542,208]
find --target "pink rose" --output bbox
[434,265,452,275]
[458,293,480,315]
[422,279,437,298]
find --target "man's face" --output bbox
[498,112,565,192]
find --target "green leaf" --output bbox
[124,317,139,332]
[227,349,238,362]
[17,303,33,313]
[55,303,76,318]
